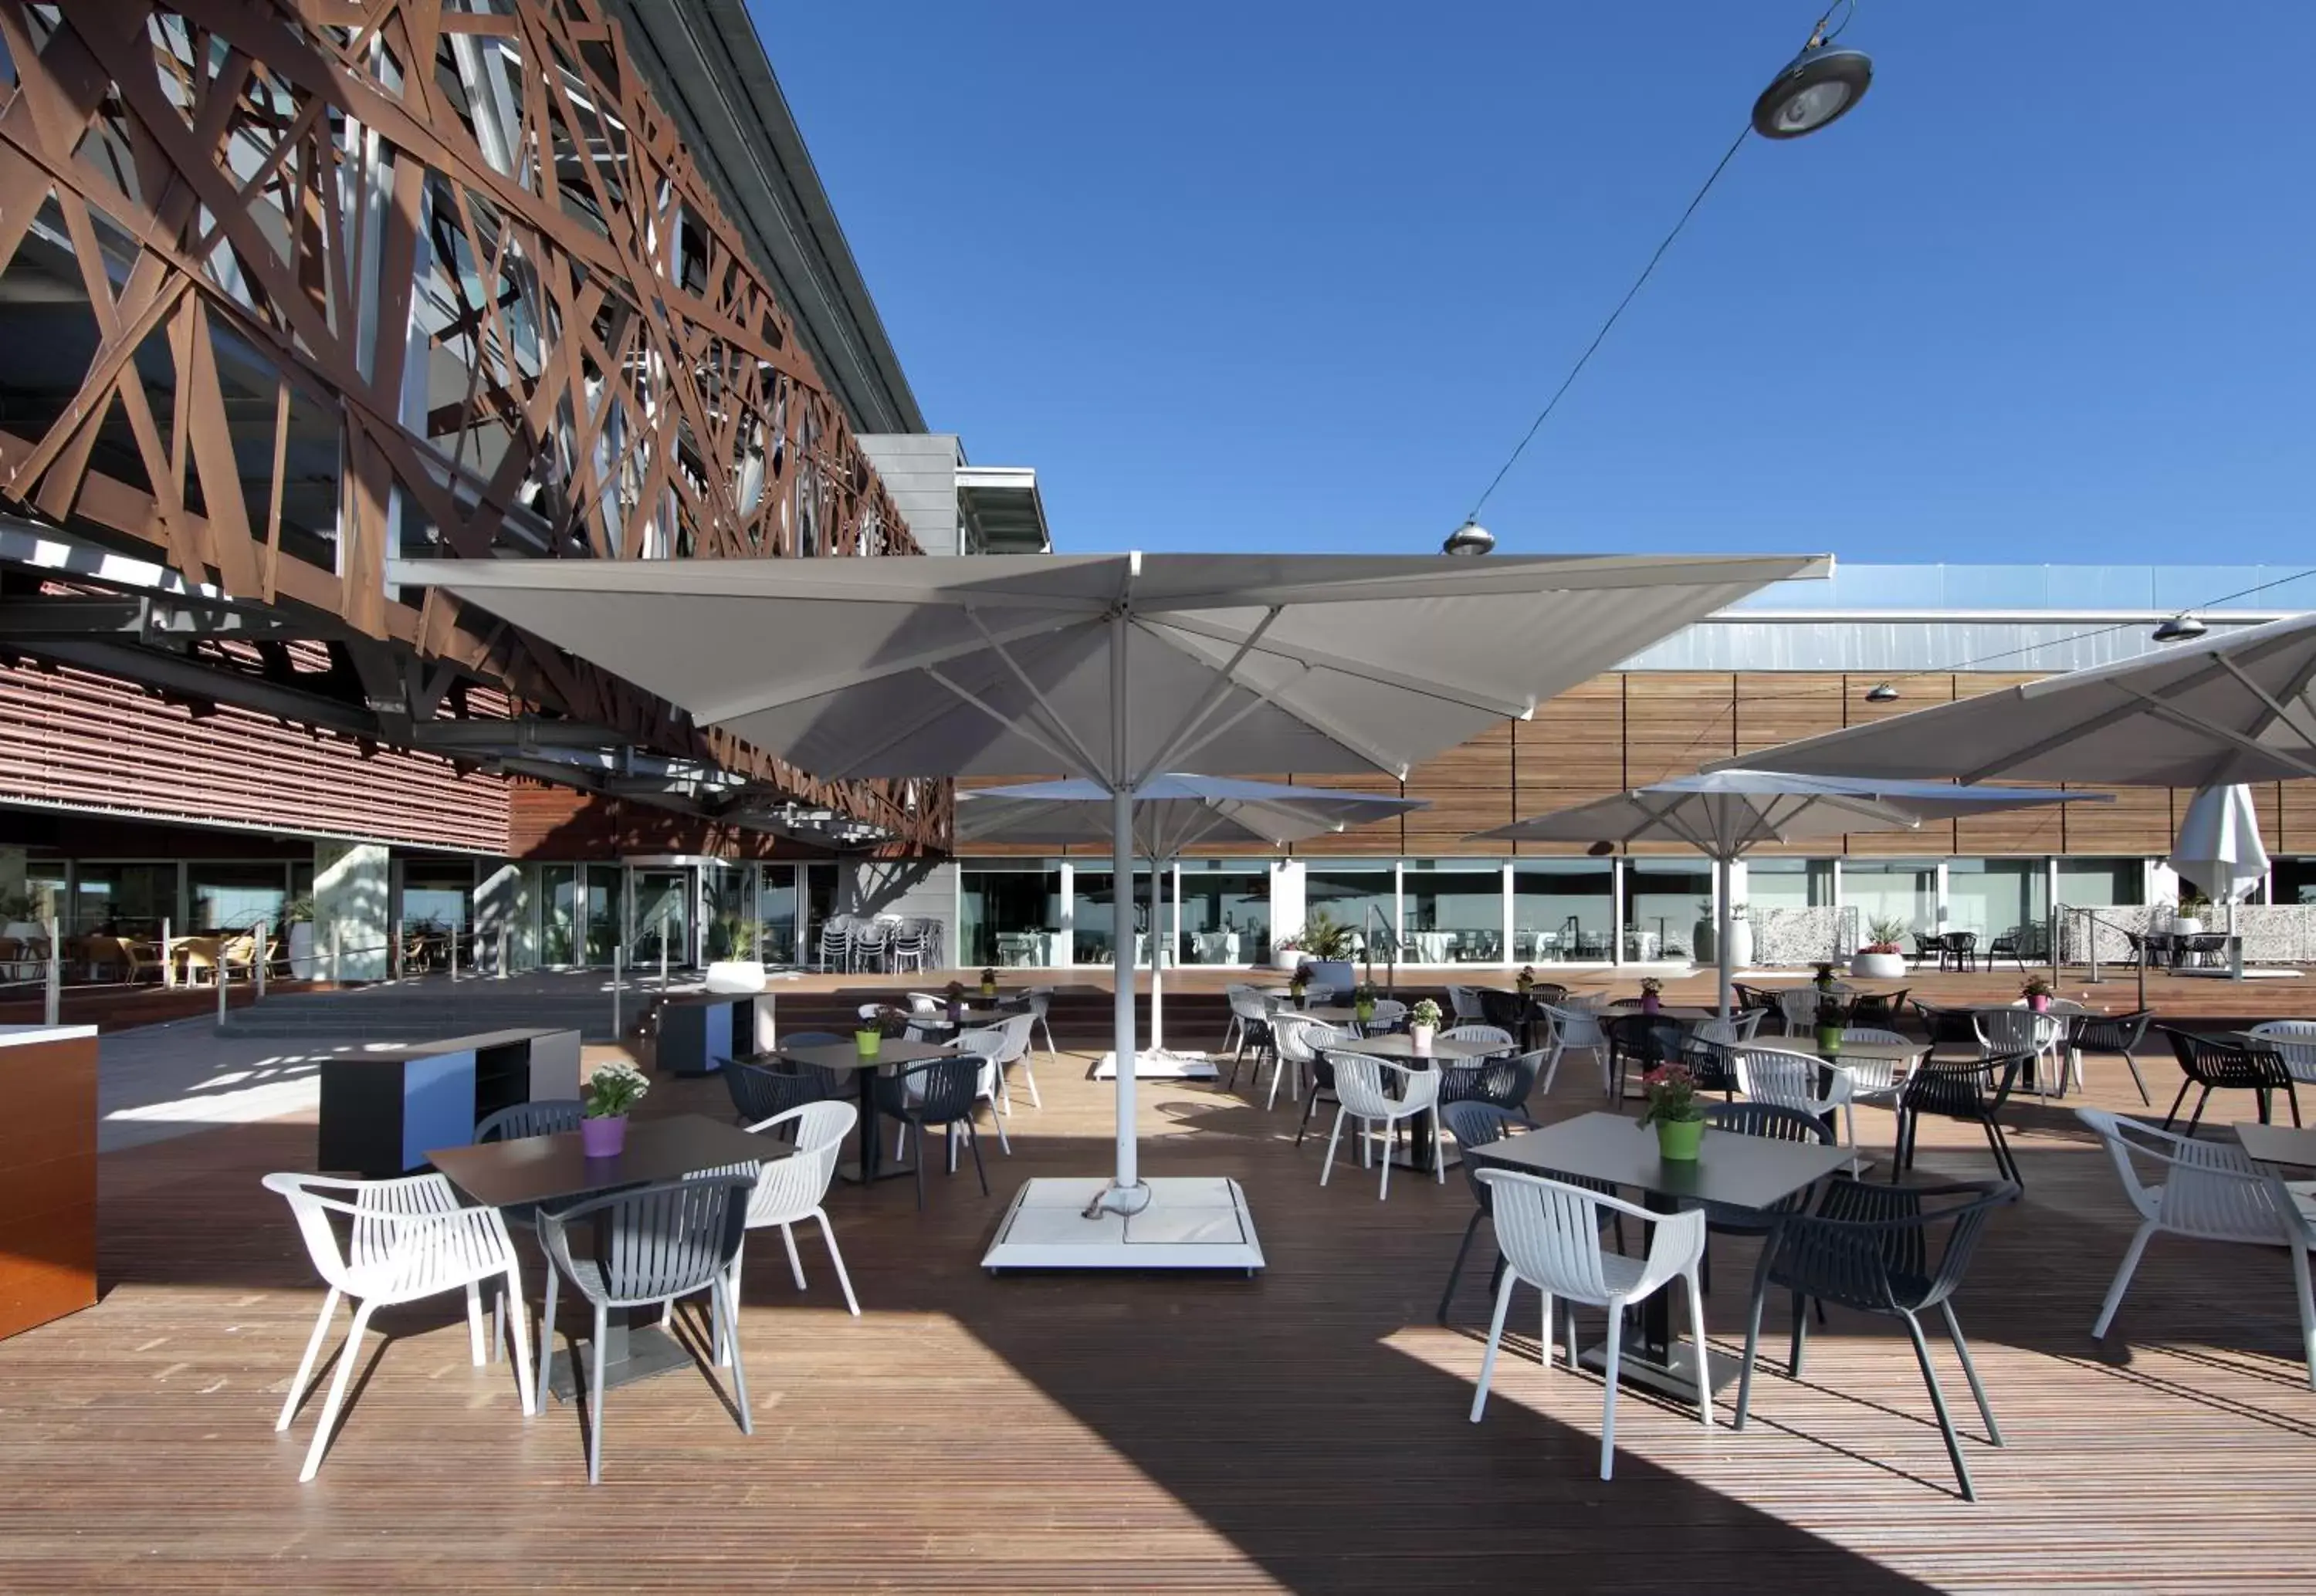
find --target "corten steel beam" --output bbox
[0,0,944,855]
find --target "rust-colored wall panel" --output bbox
[1515,679,1623,793]
[2278,779,2316,855]
[0,1033,96,1341]
[1406,725,1514,857]
[2062,784,2175,855]
[0,661,507,852]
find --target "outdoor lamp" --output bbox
[1751,39,1873,139]
[1442,519,1495,556]
[2152,614,2208,644]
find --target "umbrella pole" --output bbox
[1147,858,1165,1053]
[1715,855,1735,1022]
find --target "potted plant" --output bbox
[581,1060,648,1157]
[2172,891,2209,936]
[1814,996,1846,1055]
[1409,996,1443,1052]
[1640,1063,1705,1161]
[1637,976,1664,1016]
[1353,982,1377,1027]
[944,979,967,1024]
[2020,975,2054,1014]
[1515,964,1536,997]
[979,965,1000,999]
[1271,929,1308,973]
[1851,917,1909,979]
[1812,961,1838,995]
[283,891,316,980]
[1288,961,1312,1004]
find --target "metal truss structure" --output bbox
[0,0,943,850]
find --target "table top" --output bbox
[2233,1122,2316,1167]
[1324,1033,1507,1063]
[1742,1036,1927,1064]
[780,1037,956,1074]
[429,1114,783,1210]
[1466,1111,1855,1210]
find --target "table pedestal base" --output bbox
[546,1319,696,1402]
[1580,1337,1745,1406]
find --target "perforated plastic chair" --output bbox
[1734,1176,2016,1500]
[1286,1020,1359,1141]
[2249,1019,2316,1089]
[1320,1053,1442,1199]
[1441,1023,1515,1055]
[475,1099,584,1142]
[1224,986,1275,1090]
[887,921,928,975]
[873,1055,990,1209]
[720,1059,825,1129]
[2158,1027,2302,1134]
[1025,986,1058,1056]
[1440,1048,1545,1122]
[1438,1102,1626,1324]
[1776,986,1825,1036]
[1363,999,1409,1033]
[938,1026,1013,1161]
[1734,1047,1855,1148]
[987,1009,1041,1112]
[1976,1008,2069,1096]
[2076,1107,2315,1388]
[1894,1053,2030,1188]
[2068,1009,2155,1107]
[265,1171,533,1481]
[536,1172,757,1483]
[1446,985,1488,1024]
[1605,1013,1687,1102]
[1833,1025,1912,1143]
[814,919,849,973]
[1538,1003,1607,1095]
[725,1100,860,1321]
[1469,1169,1710,1480]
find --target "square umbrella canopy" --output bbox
[390,548,1829,1214]
[1470,769,2094,1016]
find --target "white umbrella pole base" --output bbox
[1090,1049,1219,1080]
[980,1177,1265,1274]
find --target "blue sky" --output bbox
[756,2,2313,572]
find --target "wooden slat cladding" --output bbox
[1405,725,1513,857]
[0,658,507,851]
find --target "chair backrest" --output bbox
[1911,999,1981,1047]
[262,1171,463,1292]
[1701,1099,1835,1145]
[1733,1047,1846,1114]
[1441,1023,1515,1053]
[736,1100,857,1224]
[1975,1008,2061,1053]
[1899,1053,2024,1121]
[2074,1107,2297,1239]
[1478,1168,1703,1301]
[1942,931,1979,952]
[1475,987,1529,1033]
[1539,1002,1603,1046]
[722,1059,824,1126]
[1771,1176,2015,1314]
[906,992,944,1014]
[2250,1020,2316,1080]
[1841,1026,1907,1047]
[1452,1048,1545,1113]
[1606,1013,1685,1067]
[1441,1101,1522,1209]
[1777,987,1823,1026]
[1366,999,1408,1028]
[2071,1009,2153,1054]
[1027,987,1053,1019]
[1273,1014,1347,1066]
[475,1098,585,1142]
[2161,1026,2294,1090]
[538,1173,755,1307]
[1228,986,1271,1023]
[1326,1053,1440,1119]
[1446,985,1486,1023]
[875,1054,982,1123]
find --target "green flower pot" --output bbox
[1655,1117,1705,1161]
[853,1030,882,1060]
[1815,1024,1844,1055]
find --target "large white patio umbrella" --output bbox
[2169,783,2270,979]
[1471,770,2090,1017]
[388,547,1826,1266]
[1719,611,2316,787]
[957,773,1424,1074]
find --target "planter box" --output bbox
[1850,951,1906,979]
[1271,949,1309,972]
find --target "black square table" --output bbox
[778,1037,957,1185]
[1464,1111,1855,1403]
[429,1114,786,1400]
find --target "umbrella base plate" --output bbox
[1090,1049,1220,1080]
[980,1176,1265,1273]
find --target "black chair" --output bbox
[872,1055,990,1209]
[2066,1009,2155,1107]
[1605,1013,1688,1101]
[475,1099,584,1141]
[2156,1027,2301,1135]
[1438,1049,1543,1122]
[1938,931,1979,972]
[1986,926,2026,971]
[1735,1177,2016,1500]
[537,1172,757,1484]
[1894,1053,2030,1188]
[1436,1101,1624,1324]
[720,1058,827,1129]
[1678,1036,1742,1099]
[1909,933,1942,970]
[1847,987,1908,1028]
[1695,1101,1834,1300]
[1911,999,1982,1051]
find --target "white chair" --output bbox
[2076,1108,2316,1388]
[1734,1046,1856,1148]
[1446,985,1488,1024]
[1320,1053,1443,1200]
[1024,987,1058,1056]
[1776,987,1823,1036]
[887,921,928,975]
[1468,1169,1711,1479]
[1976,1009,2067,1094]
[2250,1020,2316,1087]
[1540,1002,1609,1095]
[1364,999,1408,1033]
[988,1009,1041,1112]
[1221,983,1259,1056]
[1442,1023,1515,1055]
[1267,1011,1326,1111]
[263,1171,534,1481]
[726,1101,859,1332]
[849,920,890,973]
[924,1026,1012,1165]
[1834,1024,1913,1141]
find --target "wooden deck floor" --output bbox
[5,1025,2314,1591]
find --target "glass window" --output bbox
[804,864,839,961]
[700,864,750,960]
[1745,858,1834,909]
[540,865,578,965]
[1625,860,1712,962]
[1843,860,1939,940]
[1401,864,1502,963]
[71,862,176,935]
[1302,867,1395,959]
[960,864,1062,968]
[631,870,690,965]
[1072,866,1152,965]
[401,860,474,936]
[758,865,800,966]
[190,863,288,933]
[1946,857,2048,938]
[1176,864,1268,965]
[582,864,623,963]
[2057,857,2145,908]
[2270,858,2316,907]
[1512,861,1613,962]
[15,861,68,930]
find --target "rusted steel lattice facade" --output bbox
[0,0,942,849]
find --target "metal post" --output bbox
[1107,604,1140,1203]
[255,919,268,1000]
[43,916,60,1027]
[499,925,510,981]
[2048,903,2060,991]
[450,925,460,982]
[215,950,229,1028]
[161,917,174,990]
[1146,857,1165,1055]
[659,917,670,989]
[611,945,623,1041]
[1715,855,1735,1021]
[330,923,341,984]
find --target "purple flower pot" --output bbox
[2027,994,2050,1014]
[581,1114,628,1158]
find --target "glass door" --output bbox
[631,869,692,968]
[582,865,623,965]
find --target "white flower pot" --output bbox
[1726,919,1753,972]
[1272,948,1309,972]
[1410,1024,1436,1053]
[2172,916,2205,936]
[1850,951,1906,979]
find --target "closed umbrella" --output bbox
[2169,783,2270,979]
[957,774,1424,1074]
[391,546,1825,1265]
[1471,770,2092,1017]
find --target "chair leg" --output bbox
[298,1300,374,1483]
[1735,1273,1770,1431]
[713,1274,753,1436]
[1469,1268,1517,1422]
[1438,1209,1484,1325]
[1685,1273,1713,1429]
[1789,1290,1810,1378]
[2162,1077,2193,1131]
[1019,1059,1041,1111]
[537,1263,559,1417]
[277,1286,342,1432]
[913,1128,927,1211]
[1296,1087,1325,1146]
[1539,1287,1556,1365]
[964,1120,988,1195]
[1433,1106,1445,1186]
[1902,1309,1976,1501]
[1940,1301,2000,1445]
[465,1280,487,1367]
[1320,1104,1348,1187]
[1376,1120,1393,1202]
[1597,1297,1624,1481]
[586,1303,608,1485]
[2187,1086,2213,1137]
[2092,1221,2155,1339]
[2290,1241,2316,1394]
[2120,1047,2152,1107]
[813,1210,861,1317]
